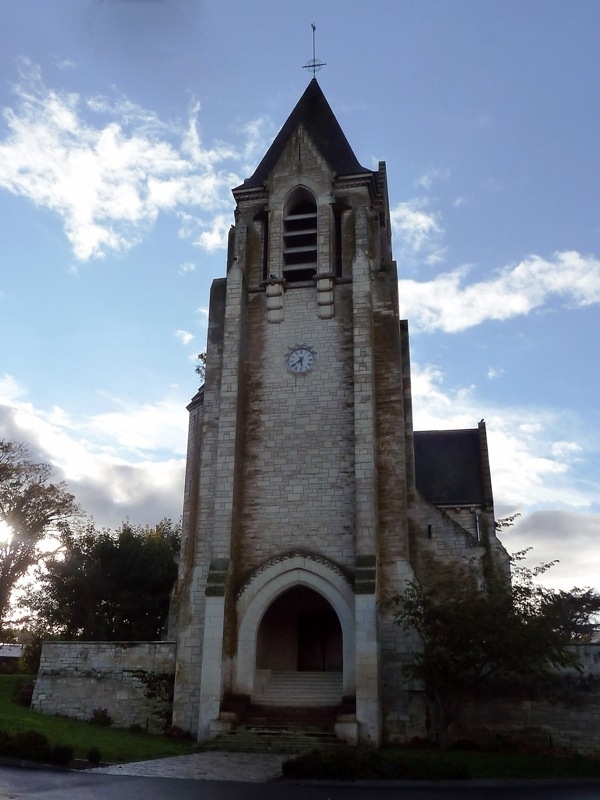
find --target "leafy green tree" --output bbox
[386,551,600,749]
[29,519,180,641]
[195,351,206,382]
[0,440,79,628]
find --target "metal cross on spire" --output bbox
[302,23,326,77]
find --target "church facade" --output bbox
[170,79,505,746]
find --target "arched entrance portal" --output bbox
[234,553,356,700]
[256,586,343,673]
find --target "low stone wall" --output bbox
[32,641,176,734]
[407,644,600,756]
[31,640,600,750]
[457,692,600,756]
[458,645,600,756]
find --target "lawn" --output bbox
[0,675,196,764]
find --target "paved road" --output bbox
[1,766,600,800]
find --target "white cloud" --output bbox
[551,441,583,459]
[193,213,233,252]
[390,199,445,266]
[486,367,503,380]
[415,167,450,190]
[175,329,194,346]
[0,377,186,529]
[178,260,196,275]
[235,115,275,174]
[82,395,187,456]
[400,251,600,332]
[0,374,26,401]
[54,58,76,71]
[502,511,600,592]
[0,61,249,261]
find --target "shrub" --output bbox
[282,747,470,781]
[450,738,481,752]
[9,677,35,707]
[18,636,44,674]
[0,728,74,766]
[0,729,15,757]
[17,681,34,707]
[129,723,144,734]
[91,708,112,727]
[163,724,193,740]
[13,730,52,763]
[87,746,102,765]
[50,744,74,767]
[409,735,435,749]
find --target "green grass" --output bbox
[0,675,196,764]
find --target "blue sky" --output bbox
[0,0,599,592]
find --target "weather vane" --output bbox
[302,23,326,77]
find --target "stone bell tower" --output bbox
[171,79,501,746]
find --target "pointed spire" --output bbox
[237,80,370,190]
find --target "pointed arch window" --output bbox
[283,189,317,283]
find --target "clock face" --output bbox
[287,346,316,374]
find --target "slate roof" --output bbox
[414,429,486,506]
[236,79,371,190]
[187,385,204,412]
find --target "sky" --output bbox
[0,0,599,594]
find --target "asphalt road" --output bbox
[2,767,600,800]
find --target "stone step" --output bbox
[244,704,338,729]
[253,671,342,707]
[206,724,344,754]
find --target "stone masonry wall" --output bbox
[455,645,600,755]
[237,284,356,577]
[457,694,600,756]
[32,641,176,734]
[403,645,600,755]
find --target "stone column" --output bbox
[196,224,248,739]
[197,563,228,739]
[355,590,381,744]
[352,205,381,745]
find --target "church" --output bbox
[170,78,505,746]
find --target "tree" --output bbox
[195,352,206,383]
[28,519,180,641]
[386,552,600,749]
[0,440,79,628]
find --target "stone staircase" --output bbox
[206,671,349,753]
[206,723,341,754]
[252,670,343,707]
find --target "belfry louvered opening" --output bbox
[283,189,317,283]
